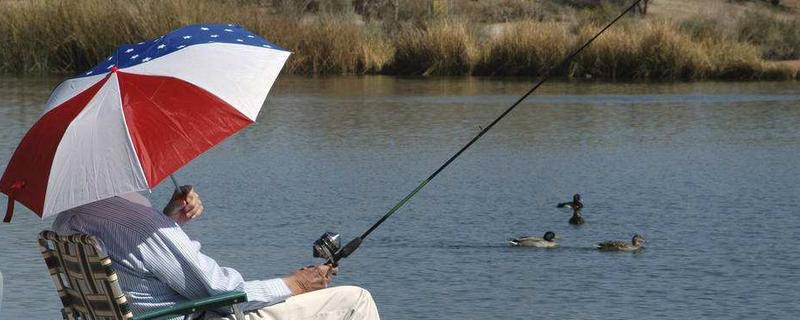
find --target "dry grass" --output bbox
[737,11,800,60]
[634,22,708,80]
[386,19,478,76]
[269,16,392,74]
[476,20,773,80]
[0,0,390,75]
[0,0,797,80]
[475,21,572,76]
[702,39,765,80]
[571,23,644,79]
[528,19,777,80]
[0,0,250,73]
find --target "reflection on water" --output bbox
[0,270,4,315]
[1,76,800,319]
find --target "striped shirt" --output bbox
[52,193,292,317]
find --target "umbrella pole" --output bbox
[170,175,180,192]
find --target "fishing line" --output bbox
[315,0,645,265]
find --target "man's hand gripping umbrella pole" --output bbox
[312,0,644,268]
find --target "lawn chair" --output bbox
[38,230,247,320]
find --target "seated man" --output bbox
[52,186,379,320]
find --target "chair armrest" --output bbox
[133,291,248,320]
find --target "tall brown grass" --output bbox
[0,0,245,73]
[0,0,389,75]
[0,0,797,80]
[571,23,644,80]
[386,19,478,76]
[737,11,800,60]
[266,16,393,74]
[702,39,764,80]
[475,21,571,77]
[554,21,770,80]
[635,22,708,80]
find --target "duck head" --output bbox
[632,234,645,246]
[573,194,581,202]
[544,231,556,242]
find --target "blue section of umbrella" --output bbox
[77,23,287,78]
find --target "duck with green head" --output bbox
[509,231,559,248]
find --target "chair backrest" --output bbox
[38,230,133,320]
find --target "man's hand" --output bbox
[283,264,337,295]
[163,185,203,225]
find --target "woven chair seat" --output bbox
[38,230,246,320]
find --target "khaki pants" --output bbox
[205,286,379,320]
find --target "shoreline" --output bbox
[2,71,798,82]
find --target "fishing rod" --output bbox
[313,0,645,266]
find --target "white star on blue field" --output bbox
[78,23,286,78]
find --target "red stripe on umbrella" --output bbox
[118,72,252,189]
[1,77,110,220]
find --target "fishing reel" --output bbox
[312,232,362,267]
[313,232,340,262]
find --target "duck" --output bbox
[569,209,585,225]
[595,234,645,252]
[509,231,559,248]
[557,194,583,209]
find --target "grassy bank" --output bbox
[1,0,798,80]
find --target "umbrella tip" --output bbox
[111,66,119,73]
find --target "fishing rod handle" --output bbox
[324,237,363,267]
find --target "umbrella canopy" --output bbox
[1,24,290,222]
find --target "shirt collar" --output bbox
[118,191,153,208]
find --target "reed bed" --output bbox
[0,0,389,75]
[474,21,572,77]
[500,20,776,80]
[0,0,797,80]
[737,11,800,60]
[571,23,644,80]
[268,16,393,74]
[634,22,708,80]
[386,19,478,76]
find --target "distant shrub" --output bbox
[701,39,763,80]
[454,0,548,23]
[475,21,571,76]
[679,17,727,41]
[572,23,644,79]
[737,11,800,60]
[386,19,478,76]
[636,22,708,80]
[273,15,392,74]
[556,0,629,9]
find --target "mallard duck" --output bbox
[509,231,559,248]
[569,209,585,225]
[595,234,645,251]
[557,194,583,209]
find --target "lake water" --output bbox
[1,76,799,319]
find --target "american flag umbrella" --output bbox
[0,24,290,222]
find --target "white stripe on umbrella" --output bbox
[43,73,149,218]
[1,77,110,217]
[43,73,108,115]
[125,43,290,121]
